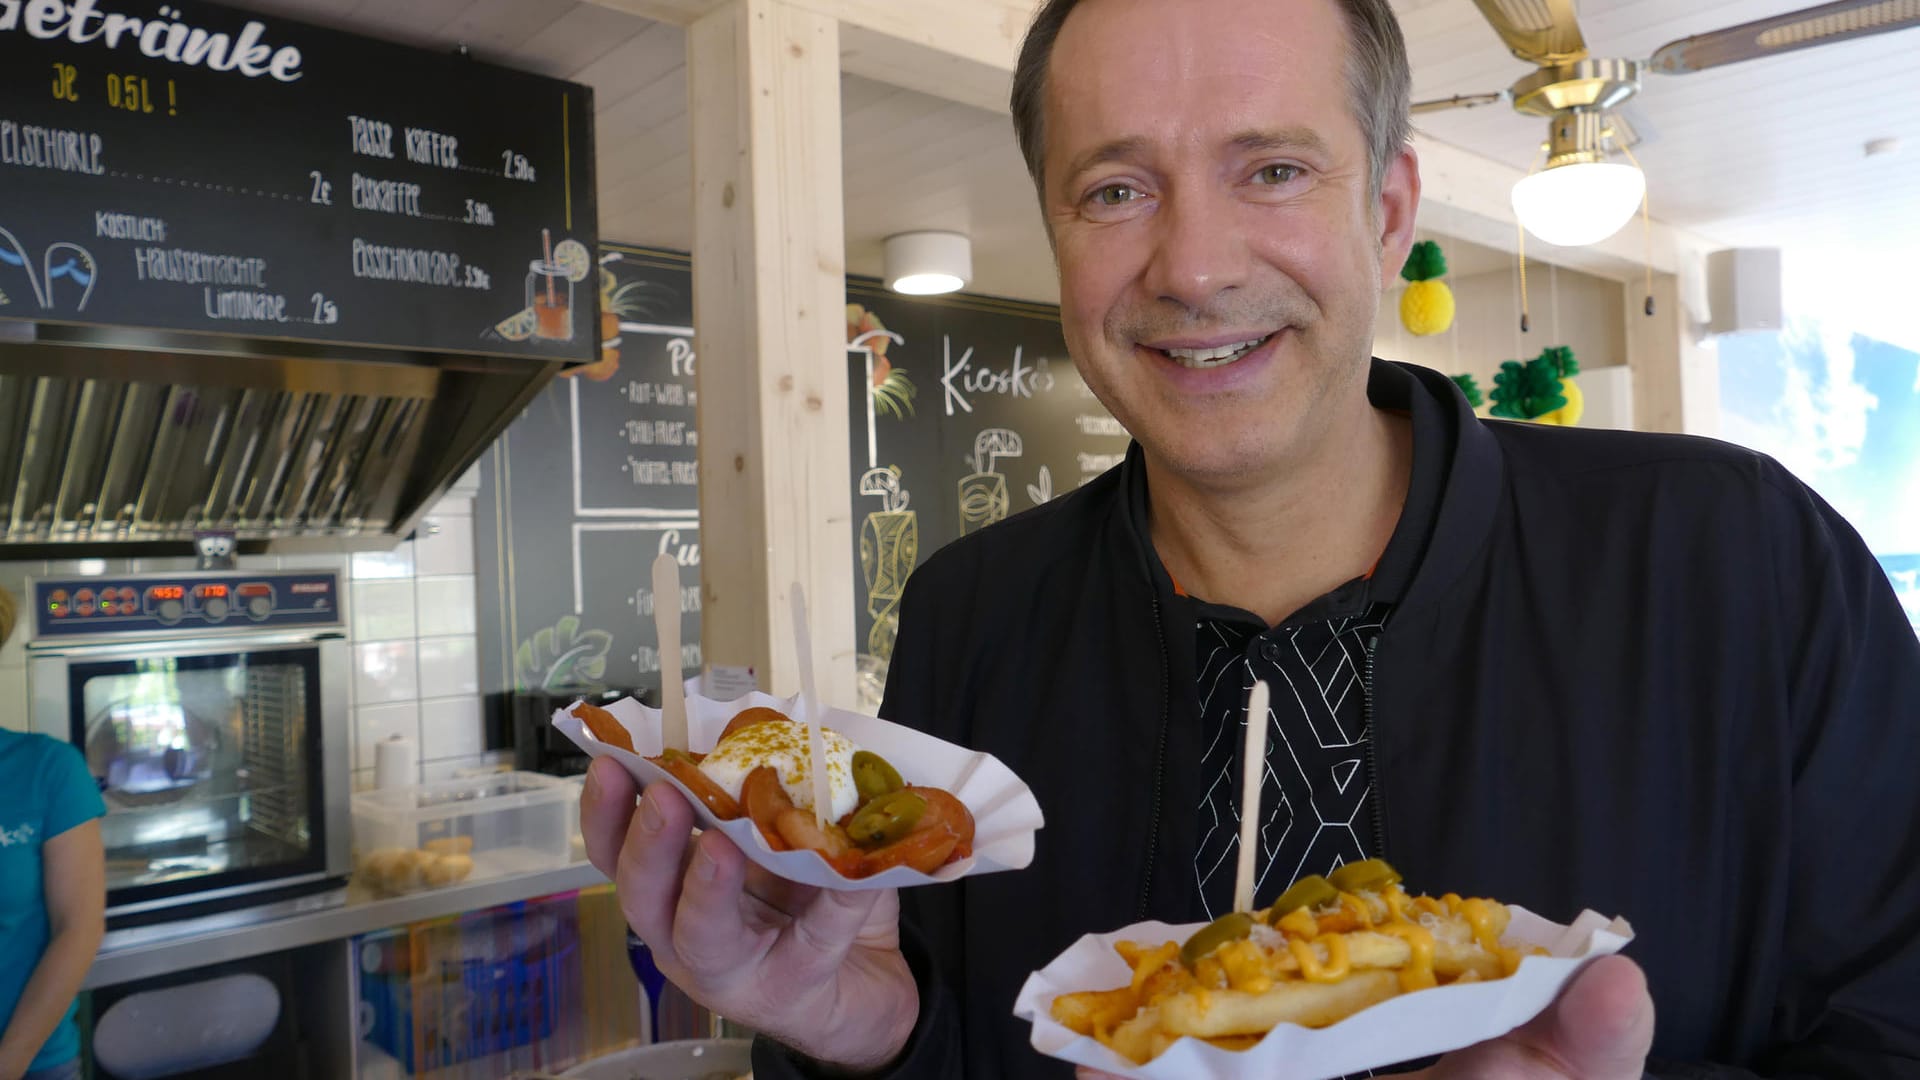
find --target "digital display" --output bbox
[150,586,185,601]
[201,585,229,598]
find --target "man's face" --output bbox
[1042,0,1418,484]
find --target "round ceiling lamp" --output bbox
[1512,161,1646,247]
[1511,107,1645,248]
[884,231,971,295]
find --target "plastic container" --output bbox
[352,771,576,895]
[354,885,643,1078]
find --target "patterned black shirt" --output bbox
[1140,363,1455,920]
[1192,595,1392,918]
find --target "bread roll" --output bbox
[422,853,474,887]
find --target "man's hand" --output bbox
[581,757,919,1073]
[1075,955,1653,1079]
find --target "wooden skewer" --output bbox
[790,582,830,831]
[653,553,687,753]
[1233,680,1272,915]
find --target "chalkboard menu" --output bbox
[843,281,1132,677]
[475,246,1133,706]
[477,244,698,700]
[0,0,596,361]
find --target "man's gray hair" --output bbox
[1009,0,1413,200]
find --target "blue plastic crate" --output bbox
[359,901,579,1074]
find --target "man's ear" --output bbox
[1376,146,1422,290]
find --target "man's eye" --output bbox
[1092,184,1140,206]
[1256,164,1301,185]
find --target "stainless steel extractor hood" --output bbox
[0,322,563,557]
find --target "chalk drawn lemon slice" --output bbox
[553,239,592,283]
[495,307,538,341]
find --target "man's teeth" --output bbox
[1161,335,1270,368]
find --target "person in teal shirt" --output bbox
[0,592,106,1080]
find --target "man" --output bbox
[580,0,1920,1075]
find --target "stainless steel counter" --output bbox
[86,861,610,989]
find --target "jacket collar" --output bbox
[1109,358,1504,617]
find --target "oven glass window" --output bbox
[75,651,321,896]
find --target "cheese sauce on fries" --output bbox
[1049,861,1546,1064]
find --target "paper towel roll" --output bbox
[374,735,418,790]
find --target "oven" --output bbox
[25,571,351,924]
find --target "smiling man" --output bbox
[580,0,1920,1076]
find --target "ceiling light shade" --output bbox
[1511,162,1645,247]
[884,231,971,295]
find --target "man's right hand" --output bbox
[580,756,919,1073]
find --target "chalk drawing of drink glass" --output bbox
[525,234,592,341]
[957,428,1023,536]
[859,466,917,661]
[0,226,97,313]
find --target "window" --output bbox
[1717,317,1920,634]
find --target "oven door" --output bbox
[29,634,349,918]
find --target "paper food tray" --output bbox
[551,683,1043,889]
[1014,905,1634,1079]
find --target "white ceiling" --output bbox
[225,0,1920,341]
[1393,0,1920,346]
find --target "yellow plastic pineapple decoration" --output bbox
[1399,240,1455,337]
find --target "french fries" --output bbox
[1048,861,1544,1064]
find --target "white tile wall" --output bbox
[414,514,475,577]
[351,580,417,642]
[353,640,420,705]
[417,636,479,697]
[420,696,485,761]
[416,577,477,638]
[351,544,415,581]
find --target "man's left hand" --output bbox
[1075,954,1654,1079]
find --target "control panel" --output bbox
[33,572,341,638]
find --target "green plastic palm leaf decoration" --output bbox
[514,614,614,693]
[1489,357,1567,419]
[1540,345,1579,380]
[1451,373,1485,408]
[1400,240,1449,283]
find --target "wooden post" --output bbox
[689,0,858,704]
[1625,270,1720,436]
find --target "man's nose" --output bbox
[1140,185,1253,315]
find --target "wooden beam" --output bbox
[584,0,1025,113]
[786,0,1029,76]
[1625,271,1720,436]
[838,22,1012,116]
[584,0,730,24]
[689,0,858,703]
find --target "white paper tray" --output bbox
[551,685,1043,890]
[1014,905,1634,1079]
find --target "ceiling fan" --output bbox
[1415,0,1920,246]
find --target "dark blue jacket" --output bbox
[759,361,1920,1079]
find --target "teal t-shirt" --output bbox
[0,730,106,1071]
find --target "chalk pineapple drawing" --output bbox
[1027,465,1054,506]
[850,305,916,419]
[0,226,97,312]
[859,467,917,662]
[958,429,1024,535]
